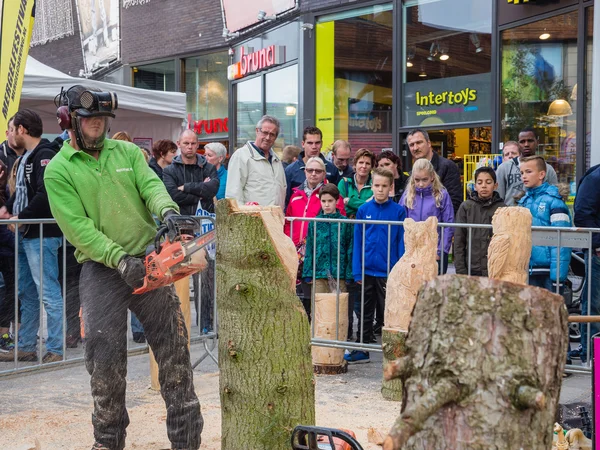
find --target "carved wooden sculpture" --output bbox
[381,217,438,400]
[384,275,568,450]
[488,207,533,284]
[312,292,349,374]
[216,199,315,449]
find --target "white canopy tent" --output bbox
[20,56,187,143]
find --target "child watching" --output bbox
[454,167,505,276]
[399,158,454,274]
[518,156,571,290]
[302,183,353,294]
[347,167,406,364]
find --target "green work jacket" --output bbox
[44,138,178,268]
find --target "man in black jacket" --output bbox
[0,109,64,363]
[407,128,462,214]
[163,129,219,334]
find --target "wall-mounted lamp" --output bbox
[427,42,439,61]
[470,33,483,53]
[222,27,239,39]
[406,45,416,68]
[439,42,449,61]
[285,105,297,116]
[257,10,276,21]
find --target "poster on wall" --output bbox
[75,0,120,73]
[222,0,296,32]
[133,137,153,154]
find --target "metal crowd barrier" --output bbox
[288,216,600,374]
[0,217,218,378]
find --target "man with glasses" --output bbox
[226,115,287,208]
[284,126,338,207]
[496,127,557,206]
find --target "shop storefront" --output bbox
[499,0,594,201]
[228,22,299,157]
[131,50,230,152]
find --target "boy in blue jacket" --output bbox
[518,156,571,290]
[346,167,406,364]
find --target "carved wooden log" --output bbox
[312,292,349,374]
[382,217,438,400]
[488,207,532,284]
[216,199,315,449]
[384,275,568,450]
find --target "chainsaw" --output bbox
[133,215,215,295]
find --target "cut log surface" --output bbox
[488,207,532,284]
[312,292,349,368]
[384,275,569,450]
[216,199,315,450]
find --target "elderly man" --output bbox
[225,115,286,207]
[407,128,462,213]
[284,126,338,206]
[496,127,557,206]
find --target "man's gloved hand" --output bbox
[163,209,179,221]
[118,255,146,290]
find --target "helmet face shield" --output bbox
[72,114,112,151]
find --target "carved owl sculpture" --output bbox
[488,207,533,285]
[384,217,439,331]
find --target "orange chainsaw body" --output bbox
[133,229,215,295]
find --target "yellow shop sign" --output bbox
[415,88,477,107]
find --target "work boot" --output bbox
[0,349,38,362]
[42,352,63,363]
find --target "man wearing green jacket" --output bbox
[44,85,202,450]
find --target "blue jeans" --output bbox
[130,312,144,334]
[581,253,600,356]
[18,237,64,355]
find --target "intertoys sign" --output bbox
[227,45,286,80]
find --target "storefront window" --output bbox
[132,60,176,91]
[501,11,578,193]
[403,0,492,128]
[585,7,593,170]
[184,52,229,143]
[266,65,298,156]
[316,4,393,155]
[235,76,262,149]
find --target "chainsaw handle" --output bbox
[154,225,169,255]
[291,426,364,450]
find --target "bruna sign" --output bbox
[187,115,229,135]
[227,45,285,80]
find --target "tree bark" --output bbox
[382,217,438,400]
[488,207,532,284]
[216,199,315,450]
[312,292,349,374]
[384,275,568,450]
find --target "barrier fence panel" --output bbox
[0,217,218,378]
[287,215,600,375]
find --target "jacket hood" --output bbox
[469,190,504,206]
[172,154,207,167]
[32,137,62,156]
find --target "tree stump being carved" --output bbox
[382,217,438,401]
[384,275,568,450]
[312,292,349,374]
[488,207,533,284]
[216,199,315,450]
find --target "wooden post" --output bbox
[216,199,315,450]
[382,217,438,401]
[488,206,533,284]
[312,292,349,374]
[384,275,568,450]
[150,276,191,391]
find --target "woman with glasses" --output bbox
[149,139,177,180]
[284,157,346,318]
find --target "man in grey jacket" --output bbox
[496,127,557,206]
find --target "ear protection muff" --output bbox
[56,105,72,130]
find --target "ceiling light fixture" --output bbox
[440,54,450,61]
[539,32,551,40]
[547,99,573,117]
[419,70,427,78]
[406,61,414,68]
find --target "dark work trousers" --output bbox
[346,282,360,340]
[80,261,202,449]
[58,244,82,339]
[193,259,215,331]
[0,256,18,328]
[355,276,387,343]
[438,252,449,275]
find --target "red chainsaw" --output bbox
[133,215,215,294]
